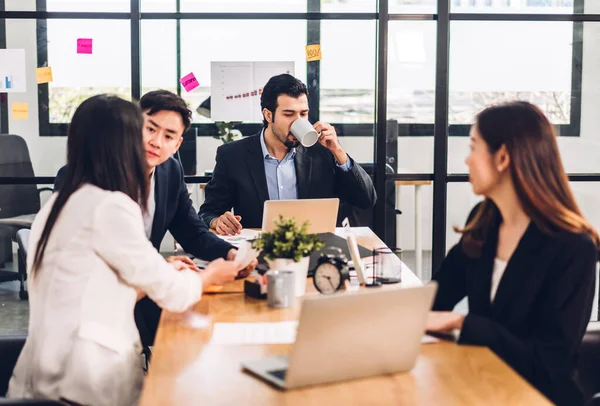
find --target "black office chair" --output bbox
[0,335,67,405]
[0,135,53,300]
[338,163,400,247]
[579,320,600,404]
[133,306,153,372]
[587,393,600,406]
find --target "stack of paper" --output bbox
[217,229,260,247]
[234,240,260,269]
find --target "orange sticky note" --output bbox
[36,67,53,84]
[306,44,322,62]
[11,103,28,120]
[204,286,224,293]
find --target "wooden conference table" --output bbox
[139,227,551,406]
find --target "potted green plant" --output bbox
[214,121,242,144]
[252,216,324,297]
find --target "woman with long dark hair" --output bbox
[7,95,239,405]
[426,101,598,406]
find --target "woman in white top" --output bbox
[7,95,240,406]
[426,101,599,405]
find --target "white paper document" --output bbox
[232,240,260,269]
[420,335,439,344]
[210,61,295,122]
[211,321,299,345]
[0,49,27,93]
[217,228,260,247]
[210,321,438,346]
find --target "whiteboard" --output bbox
[0,49,27,93]
[210,61,295,122]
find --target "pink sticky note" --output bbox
[77,38,93,54]
[179,72,199,92]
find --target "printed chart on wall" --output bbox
[210,61,295,122]
[0,49,27,93]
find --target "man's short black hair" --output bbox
[260,74,308,128]
[139,90,192,134]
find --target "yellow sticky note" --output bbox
[36,66,53,84]
[12,103,29,120]
[306,44,322,62]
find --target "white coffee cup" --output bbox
[290,118,320,148]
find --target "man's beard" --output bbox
[283,137,300,149]
[275,128,300,149]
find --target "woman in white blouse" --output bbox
[7,95,240,406]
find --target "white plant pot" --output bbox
[266,256,310,297]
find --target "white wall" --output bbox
[5,0,600,255]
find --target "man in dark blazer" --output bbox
[199,74,376,235]
[55,90,256,345]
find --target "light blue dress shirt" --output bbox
[259,130,352,201]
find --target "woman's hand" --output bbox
[200,258,240,287]
[226,248,258,279]
[426,311,465,332]
[166,255,200,272]
[135,288,146,302]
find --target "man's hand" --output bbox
[211,212,242,235]
[314,121,347,165]
[166,255,199,272]
[227,248,258,279]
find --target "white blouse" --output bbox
[490,257,508,302]
[8,184,203,406]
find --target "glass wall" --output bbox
[1,0,599,284]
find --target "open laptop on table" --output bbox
[261,198,339,233]
[242,283,438,390]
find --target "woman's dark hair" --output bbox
[139,90,192,133]
[31,95,149,274]
[260,74,308,128]
[458,101,599,257]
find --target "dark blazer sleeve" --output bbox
[431,243,469,311]
[169,163,233,261]
[431,204,482,310]
[198,145,236,227]
[459,235,597,405]
[334,156,376,209]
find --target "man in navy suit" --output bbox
[199,74,376,235]
[55,90,256,344]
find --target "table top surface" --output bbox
[201,181,432,188]
[394,180,432,186]
[139,228,551,406]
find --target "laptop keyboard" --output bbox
[267,369,287,381]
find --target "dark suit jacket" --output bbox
[433,204,597,406]
[198,133,377,228]
[55,158,233,260]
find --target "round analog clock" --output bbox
[313,254,350,294]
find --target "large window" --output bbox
[448,21,574,126]
[47,20,131,123]
[178,20,307,124]
[2,0,599,277]
[320,20,376,124]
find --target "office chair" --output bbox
[0,335,67,405]
[579,319,600,403]
[578,280,600,405]
[338,163,400,247]
[0,135,52,300]
[587,393,600,406]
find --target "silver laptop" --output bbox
[261,198,339,234]
[242,283,438,390]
